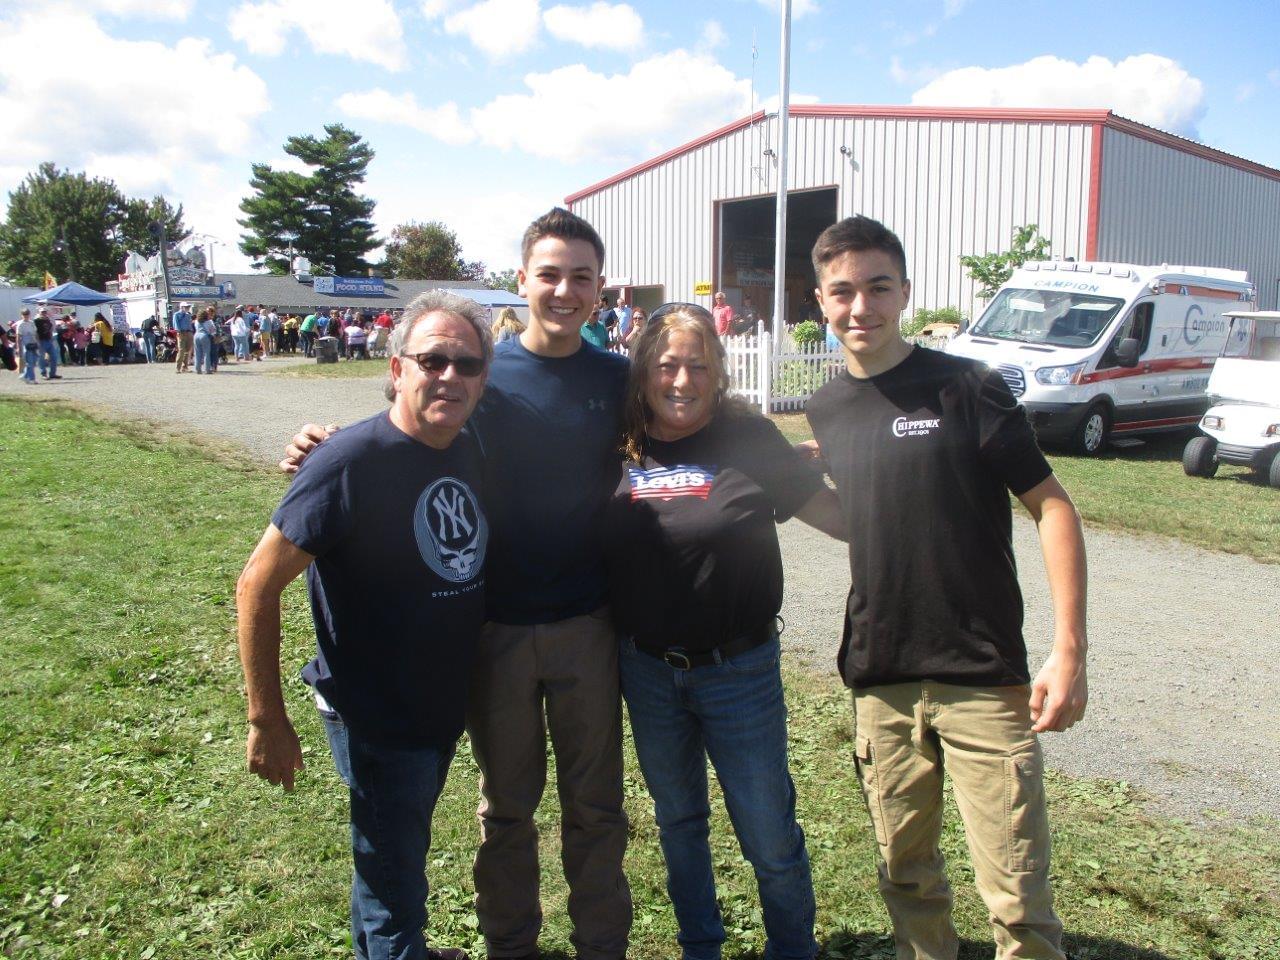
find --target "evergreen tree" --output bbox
[238,124,378,276]
[0,163,187,289]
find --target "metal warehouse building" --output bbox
[566,106,1280,324]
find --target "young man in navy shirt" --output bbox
[286,210,632,960]
[239,291,492,960]
[805,216,1088,960]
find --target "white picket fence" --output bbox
[612,330,952,414]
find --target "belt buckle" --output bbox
[663,648,693,670]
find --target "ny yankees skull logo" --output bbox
[413,477,488,583]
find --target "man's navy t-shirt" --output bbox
[472,337,628,625]
[272,412,487,749]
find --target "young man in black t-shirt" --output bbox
[805,217,1087,960]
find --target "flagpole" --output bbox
[771,0,792,340]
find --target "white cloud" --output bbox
[889,55,944,87]
[0,10,270,272]
[470,50,751,162]
[10,0,193,19]
[0,10,269,186]
[1235,82,1256,103]
[756,0,819,17]
[442,0,542,58]
[910,54,1207,138]
[228,0,407,70]
[543,3,643,50]
[942,0,968,17]
[700,20,727,50]
[337,89,475,145]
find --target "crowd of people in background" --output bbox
[1,302,408,379]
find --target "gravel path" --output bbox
[6,358,1279,825]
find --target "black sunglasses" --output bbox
[649,302,715,325]
[403,351,486,377]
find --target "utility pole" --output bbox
[771,0,792,339]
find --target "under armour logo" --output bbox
[587,399,606,411]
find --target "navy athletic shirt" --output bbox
[272,412,487,749]
[471,336,628,625]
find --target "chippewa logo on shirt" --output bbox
[891,415,942,438]
[628,465,717,501]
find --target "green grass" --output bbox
[270,357,389,379]
[2,398,1278,959]
[769,414,1280,564]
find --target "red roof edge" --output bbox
[791,104,1114,124]
[565,111,766,206]
[566,105,1280,205]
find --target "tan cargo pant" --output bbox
[467,608,632,960]
[853,682,1064,960]
[175,331,193,372]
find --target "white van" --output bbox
[946,261,1256,454]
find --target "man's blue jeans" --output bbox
[322,711,455,960]
[37,339,57,377]
[619,634,817,960]
[143,332,156,362]
[22,343,38,381]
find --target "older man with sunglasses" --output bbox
[236,290,492,960]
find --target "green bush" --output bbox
[901,306,965,337]
[774,359,834,396]
[791,319,822,346]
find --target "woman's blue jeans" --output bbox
[619,634,817,960]
[233,334,250,359]
[193,332,212,372]
[322,711,455,960]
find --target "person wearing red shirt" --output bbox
[711,291,734,336]
[375,311,394,330]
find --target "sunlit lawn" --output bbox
[2,398,1276,959]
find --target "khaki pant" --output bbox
[853,682,1064,960]
[175,331,194,371]
[467,609,632,960]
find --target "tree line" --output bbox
[0,123,516,292]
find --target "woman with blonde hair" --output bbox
[493,306,525,343]
[603,303,844,960]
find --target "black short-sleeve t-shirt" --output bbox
[805,347,1052,689]
[271,412,487,749]
[604,409,824,653]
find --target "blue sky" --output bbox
[2,0,1277,276]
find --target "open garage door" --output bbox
[717,187,837,329]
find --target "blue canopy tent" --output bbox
[23,282,120,306]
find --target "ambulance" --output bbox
[946,261,1256,454]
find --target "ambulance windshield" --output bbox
[970,289,1125,347]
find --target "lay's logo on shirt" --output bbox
[628,465,717,501]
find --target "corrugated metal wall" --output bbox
[1097,128,1280,310]
[571,114,1097,321]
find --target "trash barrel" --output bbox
[315,336,339,364]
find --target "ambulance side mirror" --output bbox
[1115,338,1140,368]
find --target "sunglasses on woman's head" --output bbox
[649,302,715,325]
[403,351,485,377]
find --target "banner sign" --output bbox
[313,276,385,296]
[168,283,229,299]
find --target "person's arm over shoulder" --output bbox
[730,412,833,525]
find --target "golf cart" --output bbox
[1182,311,1280,487]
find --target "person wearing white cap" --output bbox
[172,302,195,373]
